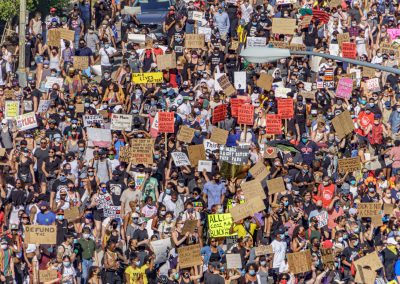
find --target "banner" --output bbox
[272,18,297,35]
[266,114,282,134]
[171,152,191,167]
[184,34,205,48]
[5,101,19,119]
[237,104,254,125]
[158,112,175,133]
[16,112,37,131]
[277,98,294,119]
[83,115,104,127]
[25,225,57,244]
[132,72,163,84]
[336,78,353,99]
[212,104,228,124]
[110,114,132,131]
[219,145,249,165]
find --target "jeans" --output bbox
[105,271,122,284]
[82,259,93,284]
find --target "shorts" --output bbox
[35,55,44,64]
[93,210,104,221]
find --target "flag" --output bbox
[312,9,330,24]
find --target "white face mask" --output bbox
[83,233,90,239]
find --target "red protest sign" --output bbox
[266,114,282,134]
[342,42,356,59]
[277,98,294,119]
[238,104,254,125]
[231,98,248,117]
[158,112,175,133]
[212,104,228,124]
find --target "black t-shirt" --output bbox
[51,178,71,193]
[9,188,27,206]
[56,219,68,245]
[34,148,49,173]
[106,180,127,206]
[44,157,62,175]
[208,51,224,72]
[132,228,149,251]
[342,246,360,270]
[204,272,224,284]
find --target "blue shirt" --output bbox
[213,12,230,34]
[36,211,56,225]
[203,181,226,210]
[395,259,400,276]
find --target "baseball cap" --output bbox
[50,7,56,12]
[137,217,146,224]
[56,209,64,215]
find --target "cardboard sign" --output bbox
[212,104,228,124]
[329,0,342,8]
[129,138,154,165]
[208,213,234,237]
[358,202,382,217]
[277,98,294,119]
[354,252,383,283]
[110,114,132,131]
[16,112,37,131]
[47,29,60,47]
[182,220,198,234]
[156,53,177,70]
[267,177,286,194]
[254,245,273,256]
[249,160,268,181]
[237,104,254,125]
[272,18,297,35]
[171,152,191,167]
[246,37,267,47]
[265,114,282,134]
[342,42,356,59]
[287,250,312,274]
[151,238,172,264]
[177,125,195,143]
[185,34,205,48]
[363,67,376,78]
[384,203,394,215]
[337,33,350,49]
[73,56,89,70]
[275,87,291,98]
[75,104,84,113]
[59,29,74,41]
[332,110,355,140]
[264,146,278,159]
[300,14,313,28]
[230,197,265,222]
[44,77,64,89]
[198,160,212,172]
[217,74,236,97]
[177,244,202,268]
[87,128,112,148]
[219,145,249,165]
[132,72,163,84]
[158,112,174,133]
[39,270,58,283]
[103,205,121,219]
[338,156,361,173]
[187,144,206,166]
[226,254,242,269]
[83,115,104,127]
[64,207,80,221]
[366,78,380,92]
[4,89,15,100]
[121,6,142,14]
[320,248,335,270]
[257,73,273,91]
[230,40,239,51]
[336,78,353,99]
[5,101,19,119]
[37,100,52,113]
[241,180,266,199]
[25,225,57,244]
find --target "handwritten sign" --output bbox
[64,207,80,221]
[241,180,266,199]
[212,104,228,124]
[287,250,312,274]
[272,18,297,35]
[336,78,353,99]
[16,112,37,131]
[337,33,350,49]
[110,114,132,131]
[255,245,273,256]
[321,248,335,270]
[37,100,52,113]
[266,114,282,134]
[132,72,163,84]
[230,198,265,222]
[249,160,269,181]
[366,78,380,92]
[158,112,174,133]
[217,74,236,96]
[25,225,57,244]
[185,34,205,48]
[171,152,191,167]
[187,144,206,166]
[332,110,354,140]
[257,73,273,91]
[388,28,400,40]
[189,11,203,21]
[277,98,294,119]
[178,244,202,268]
[198,160,212,172]
[47,29,60,47]
[156,53,176,70]
[342,42,356,59]
[358,203,381,217]
[226,254,242,269]
[39,270,58,283]
[264,147,278,159]
[246,37,267,47]
[177,125,195,143]
[182,220,198,234]
[130,138,154,165]
[208,213,234,237]
[237,104,254,125]
[5,101,19,119]
[59,29,74,41]
[267,177,286,194]
[338,157,361,173]
[73,56,89,70]
[210,127,228,145]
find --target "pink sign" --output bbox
[336,78,353,99]
[387,29,400,40]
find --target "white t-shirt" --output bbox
[271,239,287,269]
[99,46,117,66]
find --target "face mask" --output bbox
[244,221,250,227]
[280,234,285,239]
[260,261,266,266]
[301,138,308,143]
[23,153,29,157]
[135,261,141,266]
[217,207,224,213]
[83,233,90,239]
[249,270,256,276]
[101,188,107,194]
[368,187,375,193]
[1,245,7,250]
[284,201,289,207]
[323,181,329,186]
[63,261,71,267]
[218,9,222,13]
[338,237,343,242]
[160,210,166,216]
[165,217,172,223]
[57,215,64,220]
[84,103,90,107]
[353,240,359,246]
[166,188,171,194]
[174,272,180,280]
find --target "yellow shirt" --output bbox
[125,265,148,284]
[232,223,257,238]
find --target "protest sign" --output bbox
[249,160,269,181]
[388,28,400,40]
[275,87,291,98]
[178,244,202,268]
[208,213,234,237]
[121,6,142,14]
[332,110,355,140]
[187,144,206,166]
[320,248,335,270]
[267,177,286,194]
[204,139,218,159]
[299,90,316,100]
[47,29,60,46]
[83,115,104,127]
[130,138,154,165]
[254,245,273,256]
[358,203,382,217]
[337,33,350,49]
[342,42,357,59]
[127,33,146,43]
[189,11,203,21]
[171,152,191,167]
[132,72,163,84]
[272,18,296,35]
[158,112,174,133]
[241,180,266,199]
[185,34,205,48]
[104,205,121,219]
[366,78,381,92]
[314,210,328,228]
[329,43,340,56]
[230,198,265,222]
[257,73,273,91]
[37,100,52,113]
[230,97,249,117]
[363,67,376,78]
[151,238,172,264]
[75,104,84,113]
[329,0,342,8]
[237,104,254,125]
[39,270,58,283]
[177,125,195,143]
[25,225,57,244]
[198,160,212,172]
[87,128,112,148]
[59,29,74,41]
[73,56,89,70]
[246,37,267,47]
[266,114,282,134]
[300,15,313,28]
[384,203,394,215]
[198,26,212,42]
[219,145,249,165]
[95,193,113,209]
[4,89,15,99]
[217,74,236,96]
[226,254,242,269]
[287,250,312,274]
[182,220,198,234]
[336,78,353,99]
[45,77,64,89]
[338,157,361,173]
[110,114,132,131]
[277,98,294,119]
[234,71,247,89]
[5,101,19,119]
[16,112,37,131]
[354,252,383,283]
[220,161,247,180]
[156,53,176,70]
[64,207,80,221]
[230,40,239,51]
[212,104,228,124]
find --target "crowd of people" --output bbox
[0,0,399,283]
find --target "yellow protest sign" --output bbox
[208,213,235,237]
[132,72,163,84]
[5,101,20,119]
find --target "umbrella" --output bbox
[266,140,300,153]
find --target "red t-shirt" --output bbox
[357,111,374,136]
[318,183,335,208]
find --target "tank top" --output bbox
[258,270,269,284]
[49,55,60,71]
[31,19,42,35]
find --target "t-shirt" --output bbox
[99,47,117,66]
[36,211,56,225]
[271,239,287,269]
[203,182,226,210]
[125,265,148,284]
